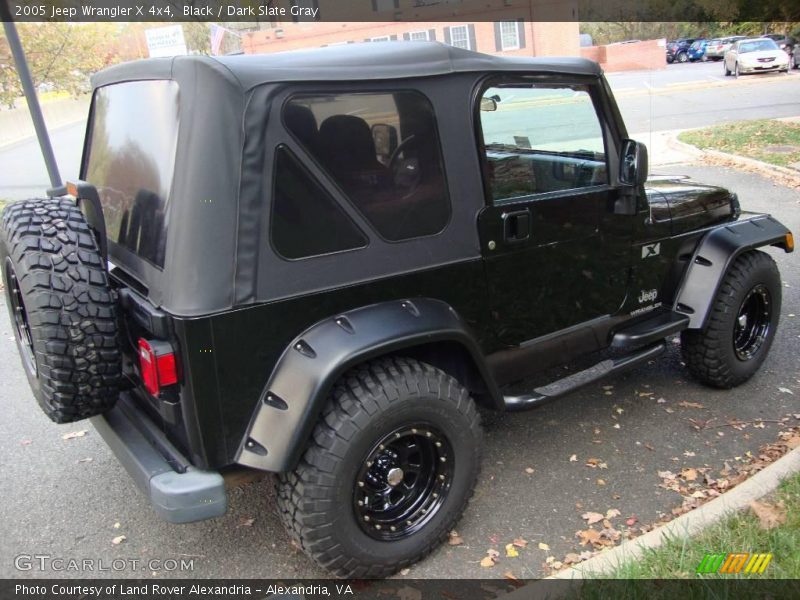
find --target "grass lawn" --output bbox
[679,119,800,168]
[605,472,800,579]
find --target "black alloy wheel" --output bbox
[733,284,772,361]
[354,423,453,541]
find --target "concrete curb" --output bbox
[547,446,800,580]
[666,132,800,187]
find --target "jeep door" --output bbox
[475,75,632,345]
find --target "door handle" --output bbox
[502,209,531,243]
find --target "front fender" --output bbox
[235,298,498,472]
[675,215,793,329]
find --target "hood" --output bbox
[646,175,737,235]
[738,50,788,63]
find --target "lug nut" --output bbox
[412,428,417,434]
[366,461,372,467]
[426,431,432,437]
[375,524,381,530]
[364,516,370,522]
[439,474,445,480]
[440,456,446,462]
[435,441,442,447]
[432,493,438,498]
[358,481,364,488]
[395,433,401,438]
[390,526,396,532]
[379,444,385,450]
[358,500,364,506]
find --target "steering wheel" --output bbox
[388,134,418,169]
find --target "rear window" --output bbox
[83,81,179,268]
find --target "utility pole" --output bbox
[1,2,63,189]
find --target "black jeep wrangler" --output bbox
[1,43,794,578]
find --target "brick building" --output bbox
[240,0,581,58]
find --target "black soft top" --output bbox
[86,43,604,317]
[92,42,602,90]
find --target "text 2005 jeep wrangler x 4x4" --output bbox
[1,43,794,578]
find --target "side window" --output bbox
[283,91,450,241]
[271,146,367,260]
[478,83,609,203]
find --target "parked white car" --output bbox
[724,38,791,77]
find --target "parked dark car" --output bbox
[666,38,697,63]
[1,42,794,579]
[765,33,796,54]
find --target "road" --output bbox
[0,163,798,580]
[0,61,798,200]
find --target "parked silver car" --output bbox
[724,38,791,77]
[705,36,746,61]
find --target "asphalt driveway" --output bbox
[0,164,798,580]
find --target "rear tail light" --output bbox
[138,338,178,396]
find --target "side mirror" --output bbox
[619,139,648,187]
[480,97,498,112]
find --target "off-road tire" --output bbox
[680,251,781,389]
[276,357,482,578]
[0,198,121,423]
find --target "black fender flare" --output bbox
[674,215,793,329]
[235,298,501,472]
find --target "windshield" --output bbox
[739,40,779,53]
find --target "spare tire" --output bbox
[0,198,121,423]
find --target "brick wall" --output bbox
[581,39,666,72]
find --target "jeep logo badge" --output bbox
[642,243,660,259]
[638,289,658,304]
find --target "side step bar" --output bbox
[611,310,689,350]
[503,342,665,411]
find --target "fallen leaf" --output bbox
[581,512,604,525]
[605,508,621,519]
[596,479,606,486]
[20,439,32,446]
[112,535,126,545]
[448,531,464,546]
[749,500,786,529]
[512,538,528,548]
[658,470,676,480]
[240,517,255,527]
[538,542,550,551]
[778,387,794,395]
[615,407,624,414]
[503,570,519,581]
[683,451,696,457]
[400,568,410,576]
[586,457,602,468]
[487,548,500,559]
[569,454,578,462]
[525,467,535,474]
[678,401,704,409]
[785,435,800,449]
[545,555,555,564]
[681,468,698,481]
[480,556,495,568]
[644,443,654,451]
[551,561,563,569]
[625,516,638,526]
[62,430,87,441]
[77,457,93,463]
[505,543,519,558]
[613,424,621,429]
[113,522,121,529]
[563,552,582,565]
[576,529,601,546]
[665,407,675,414]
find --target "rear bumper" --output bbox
[91,393,227,524]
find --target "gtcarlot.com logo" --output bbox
[15,554,195,573]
